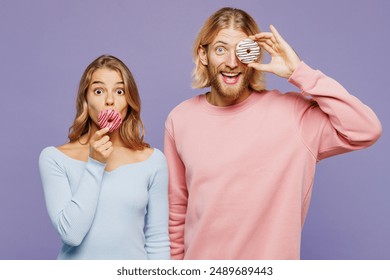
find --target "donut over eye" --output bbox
[235,38,260,64]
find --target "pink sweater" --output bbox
[164,62,381,260]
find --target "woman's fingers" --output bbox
[91,127,110,141]
[89,127,113,163]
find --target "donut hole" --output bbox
[246,49,251,54]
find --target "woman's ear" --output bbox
[198,45,208,66]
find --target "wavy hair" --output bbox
[68,55,149,150]
[192,7,265,91]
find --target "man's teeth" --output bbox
[222,72,239,77]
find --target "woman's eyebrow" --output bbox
[91,80,105,85]
[91,81,124,85]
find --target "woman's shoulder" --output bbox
[57,142,89,162]
[150,147,164,157]
[39,146,58,160]
[39,146,66,172]
[149,148,166,161]
[143,148,167,169]
[39,142,88,164]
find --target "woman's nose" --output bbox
[105,93,114,106]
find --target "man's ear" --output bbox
[198,45,208,66]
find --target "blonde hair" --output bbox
[68,55,150,150]
[192,7,265,91]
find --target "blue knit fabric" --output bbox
[39,146,170,259]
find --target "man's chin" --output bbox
[220,82,245,96]
[211,75,248,100]
[217,89,242,101]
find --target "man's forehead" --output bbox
[211,28,248,46]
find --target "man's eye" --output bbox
[116,89,125,95]
[94,89,103,95]
[215,47,226,55]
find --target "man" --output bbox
[164,7,381,259]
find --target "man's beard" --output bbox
[208,65,251,101]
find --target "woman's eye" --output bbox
[94,89,103,95]
[116,89,125,95]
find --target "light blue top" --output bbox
[39,146,170,260]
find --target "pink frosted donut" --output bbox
[98,109,122,133]
[235,38,260,64]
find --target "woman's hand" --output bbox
[89,127,113,163]
[248,25,301,79]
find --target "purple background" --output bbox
[0,0,388,260]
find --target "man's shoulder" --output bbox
[260,89,309,105]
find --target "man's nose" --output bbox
[225,50,238,68]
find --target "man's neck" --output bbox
[206,88,251,107]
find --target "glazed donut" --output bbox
[235,38,260,64]
[98,109,122,133]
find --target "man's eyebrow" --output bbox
[212,40,228,46]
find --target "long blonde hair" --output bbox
[192,7,265,91]
[68,55,150,150]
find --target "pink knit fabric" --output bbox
[164,62,381,259]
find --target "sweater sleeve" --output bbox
[289,62,382,161]
[144,151,171,260]
[38,147,105,246]
[164,119,188,260]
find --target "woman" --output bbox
[39,55,170,259]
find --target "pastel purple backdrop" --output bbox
[0,0,388,260]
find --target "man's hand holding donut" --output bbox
[248,25,301,79]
